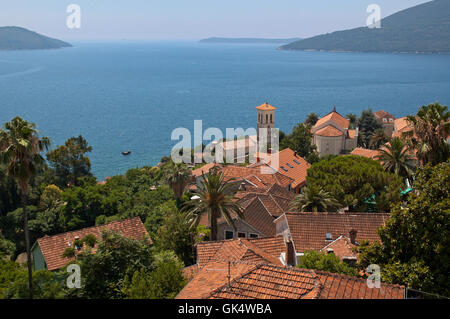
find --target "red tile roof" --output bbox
[320,236,359,261]
[314,110,350,130]
[374,110,396,120]
[35,217,151,271]
[196,237,286,267]
[315,125,344,137]
[253,148,310,189]
[177,261,405,299]
[220,165,293,189]
[256,102,277,111]
[351,147,380,160]
[316,270,405,299]
[283,212,389,253]
[191,163,221,177]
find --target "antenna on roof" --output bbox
[228,261,231,286]
[332,105,336,112]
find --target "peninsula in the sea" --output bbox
[279,0,450,53]
[200,37,302,44]
[0,26,72,50]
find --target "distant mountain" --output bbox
[200,37,302,44]
[0,26,72,50]
[280,0,450,53]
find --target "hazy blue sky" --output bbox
[1,0,431,40]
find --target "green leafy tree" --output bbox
[186,171,244,241]
[404,102,450,166]
[122,251,186,299]
[0,234,15,258]
[154,209,196,266]
[280,123,318,159]
[376,137,416,181]
[4,269,65,299]
[346,113,358,129]
[358,162,450,296]
[357,109,383,148]
[0,116,50,299]
[289,185,341,212]
[297,250,358,276]
[74,230,153,299]
[0,258,26,298]
[162,161,192,208]
[304,113,319,126]
[46,135,92,187]
[370,128,389,150]
[307,155,402,212]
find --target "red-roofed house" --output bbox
[176,260,405,299]
[350,147,380,160]
[312,107,358,156]
[374,110,396,137]
[31,217,151,271]
[198,183,295,240]
[250,148,310,193]
[275,212,389,264]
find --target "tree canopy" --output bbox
[307,155,402,212]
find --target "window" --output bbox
[383,118,387,122]
[266,114,268,123]
[238,232,246,238]
[293,159,301,165]
[389,118,393,122]
[270,114,273,123]
[225,231,234,240]
[281,166,288,172]
[287,163,294,168]
[326,233,332,241]
[249,233,258,238]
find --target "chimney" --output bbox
[239,182,246,191]
[349,229,357,244]
[286,239,296,266]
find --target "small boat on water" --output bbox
[122,150,131,156]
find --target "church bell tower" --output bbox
[256,102,277,153]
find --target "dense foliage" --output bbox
[297,251,358,277]
[307,155,403,212]
[358,162,450,297]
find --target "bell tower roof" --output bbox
[256,102,277,111]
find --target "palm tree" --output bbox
[403,103,449,166]
[370,128,389,150]
[162,161,192,208]
[0,116,50,299]
[376,137,416,181]
[289,185,341,212]
[185,170,244,241]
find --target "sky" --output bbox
[0,0,431,40]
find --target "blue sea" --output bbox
[1,41,449,180]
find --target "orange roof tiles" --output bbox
[315,125,344,137]
[351,147,380,160]
[316,270,405,299]
[283,212,389,253]
[176,261,256,299]
[256,102,277,111]
[177,261,405,299]
[209,264,319,299]
[196,237,286,268]
[348,129,357,139]
[394,117,411,132]
[191,163,221,177]
[220,164,293,189]
[255,148,311,189]
[35,217,151,271]
[314,110,350,130]
[374,110,395,120]
[320,236,359,261]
